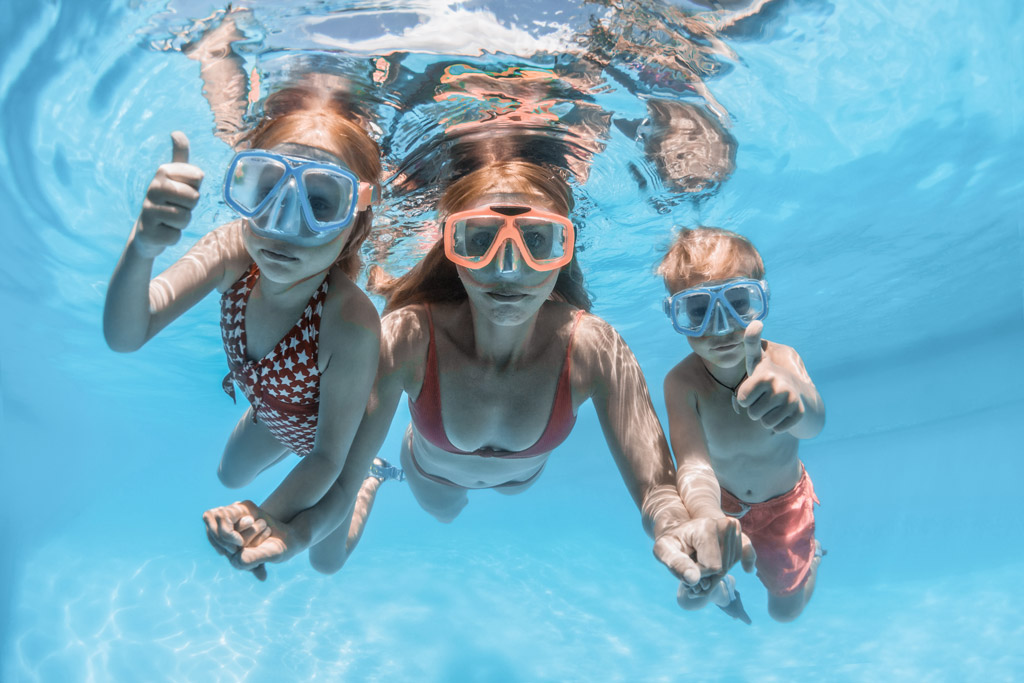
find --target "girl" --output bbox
[104,86,387,575]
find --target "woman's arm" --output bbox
[103,133,246,350]
[209,306,427,568]
[578,316,752,585]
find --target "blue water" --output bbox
[2,0,1023,680]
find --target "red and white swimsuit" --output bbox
[220,264,326,456]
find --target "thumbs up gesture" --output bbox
[133,131,205,258]
[732,321,810,434]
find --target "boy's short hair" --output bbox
[657,227,765,293]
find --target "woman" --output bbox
[205,160,750,589]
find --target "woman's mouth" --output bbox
[487,291,527,302]
[260,248,297,262]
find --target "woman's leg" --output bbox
[399,426,469,524]
[218,409,290,488]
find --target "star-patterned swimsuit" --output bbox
[220,264,326,456]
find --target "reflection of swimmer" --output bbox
[102,83,388,581]
[209,160,749,589]
[658,227,826,622]
[640,99,736,192]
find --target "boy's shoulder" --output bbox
[664,352,707,393]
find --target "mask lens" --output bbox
[228,156,287,213]
[300,168,354,228]
[452,217,504,259]
[514,217,565,262]
[725,283,764,322]
[676,292,711,330]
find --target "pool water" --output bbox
[2,0,1022,680]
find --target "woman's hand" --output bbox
[655,516,755,592]
[134,131,204,259]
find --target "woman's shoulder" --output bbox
[380,302,433,359]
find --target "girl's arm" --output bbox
[209,306,427,567]
[103,133,247,350]
[258,281,382,523]
[577,315,752,587]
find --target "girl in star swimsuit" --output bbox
[206,158,753,590]
[103,83,389,579]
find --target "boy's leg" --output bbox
[219,409,290,488]
[766,540,823,622]
[399,425,469,523]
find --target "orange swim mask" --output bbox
[442,205,575,272]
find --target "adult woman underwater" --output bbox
[206,160,752,589]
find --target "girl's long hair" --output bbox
[240,84,382,280]
[368,160,591,313]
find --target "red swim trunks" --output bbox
[720,466,819,597]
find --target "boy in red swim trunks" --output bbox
[658,227,826,623]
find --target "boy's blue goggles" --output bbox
[223,150,375,246]
[663,278,770,337]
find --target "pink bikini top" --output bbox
[408,305,584,459]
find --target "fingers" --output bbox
[251,564,267,582]
[653,536,703,586]
[171,131,190,164]
[740,533,756,573]
[743,320,763,376]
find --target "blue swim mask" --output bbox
[223,150,377,246]
[663,278,770,336]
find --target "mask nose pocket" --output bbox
[497,240,518,273]
[709,301,733,335]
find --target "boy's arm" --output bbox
[735,322,825,439]
[663,365,725,521]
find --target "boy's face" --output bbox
[672,274,757,369]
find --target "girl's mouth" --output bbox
[260,249,297,262]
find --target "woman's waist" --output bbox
[409,425,549,486]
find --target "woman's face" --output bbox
[454,191,565,326]
[240,142,354,284]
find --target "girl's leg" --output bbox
[308,475,384,575]
[399,426,469,524]
[218,409,290,488]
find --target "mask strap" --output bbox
[356,182,380,212]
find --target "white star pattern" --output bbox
[218,269,327,457]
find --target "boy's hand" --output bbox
[733,321,807,433]
[133,131,204,259]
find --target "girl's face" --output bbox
[454,191,564,326]
[241,142,354,284]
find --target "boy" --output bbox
[658,227,825,624]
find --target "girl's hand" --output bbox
[134,131,204,259]
[202,500,304,581]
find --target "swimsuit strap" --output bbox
[408,304,462,453]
